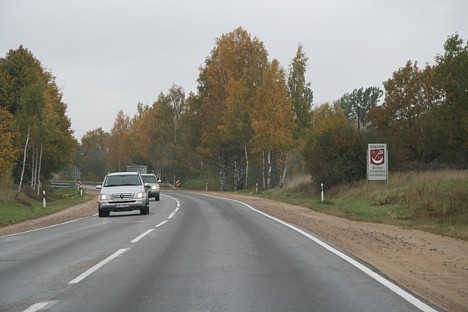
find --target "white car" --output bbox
[96,171,150,217]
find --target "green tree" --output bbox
[288,44,313,141]
[78,128,108,180]
[0,46,44,115]
[0,46,75,194]
[15,80,47,195]
[304,104,365,189]
[433,33,468,165]
[334,87,382,130]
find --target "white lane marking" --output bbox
[155,220,168,228]
[130,229,155,243]
[162,194,180,218]
[69,248,128,284]
[203,194,438,312]
[23,301,57,312]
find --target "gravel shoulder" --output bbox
[1,191,466,311]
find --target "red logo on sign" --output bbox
[370,149,385,165]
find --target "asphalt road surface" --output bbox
[0,192,438,312]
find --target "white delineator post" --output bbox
[321,183,324,202]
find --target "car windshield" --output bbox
[104,175,141,187]
[142,175,157,183]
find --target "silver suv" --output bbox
[141,174,160,201]
[97,171,150,217]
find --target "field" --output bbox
[0,187,93,227]
[259,169,468,240]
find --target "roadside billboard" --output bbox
[367,144,388,181]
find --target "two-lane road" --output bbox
[0,192,438,311]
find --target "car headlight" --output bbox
[134,192,145,199]
[151,185,158,190]
[99,194,110,200]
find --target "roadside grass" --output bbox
[257,169,468,240]
[0,187,93,227]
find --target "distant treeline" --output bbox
[1,28,466,194]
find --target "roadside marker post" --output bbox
[321,183,324,202]
[42,191,46,208]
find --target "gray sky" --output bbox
[1,0,467,140]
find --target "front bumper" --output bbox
[98,199,147,211]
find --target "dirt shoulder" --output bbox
[1,191,466,311]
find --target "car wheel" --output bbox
[155,195,160,201]
[141,203,149,215]
[99,209,110,217]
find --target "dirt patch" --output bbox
[1,191,467,311]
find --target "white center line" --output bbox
[155,220,168,228]
[131,229,155,243]
[23,301,57,312]
[69,248,128,284]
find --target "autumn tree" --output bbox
[253,59,295,188]
[197,27,269,191]
[0,108,18,186]
[334,86,382,130]
[107,110,131,171]
[368,61,443,164]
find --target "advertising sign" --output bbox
[367,144,388,181]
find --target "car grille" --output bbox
[110,193,133,200]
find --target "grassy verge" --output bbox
[0,187,94,227]
[257,169,468,240]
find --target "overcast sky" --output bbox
[1,0,467,140]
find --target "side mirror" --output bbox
[144,183,151,188]
[96,185,102,190]
[158,180,161,183]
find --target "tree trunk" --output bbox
[244,142,249,189]
[17,125,30,196]
[267,150,272,189]
[219,152,228,192]
[30,147,36,189]
[262,150,266,189]
[36,142,43,196]
[233,149,245,191]
[279,150,289,188]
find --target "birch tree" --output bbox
[253,60,295,189]
[16,81,46,196]
[197,27,268,191]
